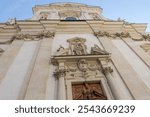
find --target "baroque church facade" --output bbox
[0,3,150,100]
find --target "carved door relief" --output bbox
[72,82,107,100]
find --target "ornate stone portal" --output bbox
[51,37,113,100]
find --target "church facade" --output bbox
[0,3,150,100]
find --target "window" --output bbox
[65,17,77,21]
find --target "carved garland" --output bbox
[142,34,150,41]
[14,31,55,41]
[95,31,150,41]
[94,31,131,38]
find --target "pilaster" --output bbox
[96,35,150,99]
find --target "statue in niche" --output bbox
[67,37,87,55]
[6,18,16,25]
[72,83,107,100]
[74,43,86,55]
[91,44,109,55]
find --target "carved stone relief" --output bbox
[52,37,112,79]
[56,37,109,56]
[94,31,131,38]
[72,82,107,100]
[14,31,55,41]
[67,37,87,55]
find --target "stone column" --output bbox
[57,61,66,100]
[100,60,121,99]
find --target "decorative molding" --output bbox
[94,31,131,38]
[51,55,112,79]
[140,43,150,52]
[52,37,112,80]
[0,39,14,44]
[14,31,55,40]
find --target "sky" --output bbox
[0,0,150,32]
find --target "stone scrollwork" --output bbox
[102,66,113,74]
[68,65,77,72]
[53,67,69,78]
[140,43,150,52]
[52,37,112,79]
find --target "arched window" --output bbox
[65,17,77,21]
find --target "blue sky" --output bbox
[0,0,150,32]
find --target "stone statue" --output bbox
[73,43,86,55]
[91,44,109,55]
[56,45,69,55]
[67,37,87,55]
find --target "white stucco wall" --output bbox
[0,41,39,99]
[112,39,150,89]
